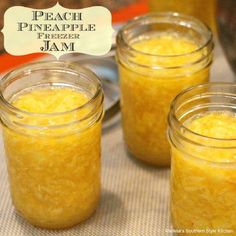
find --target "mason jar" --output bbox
[116,12,213,166]
[0,61,104,229]
[168,83,236,235]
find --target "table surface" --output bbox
[0,40,235,236]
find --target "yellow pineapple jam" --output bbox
[3,87,102,229]
[171,111,236,235]
[133,35,197,56]
[119,34,211,166]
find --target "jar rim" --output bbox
[117,11,213,58]
[0,60,103,118]
[169,82,236,144]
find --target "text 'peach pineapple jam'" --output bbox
[3,87,102,229]
[171,111,236,235]
[119,33,211,166]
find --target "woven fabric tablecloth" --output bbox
[0,41,234,236]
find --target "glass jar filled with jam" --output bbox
[116,12,213,166]
[0,61,104,229]
[168,83,236,234]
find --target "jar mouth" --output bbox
[0,60,104,135]
[0,60,103,118]
[168,83,236,146]
[118,12,213,58]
